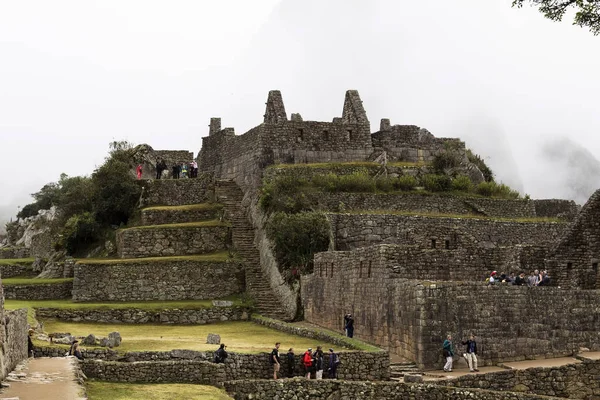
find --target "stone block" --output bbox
[206,334,221,344]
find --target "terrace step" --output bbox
[116,221,230,259]
[390,362,420,378]
[216,180,291,321]
[140,203,224,226]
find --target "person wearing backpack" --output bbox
[271,342,281,379]
[287,348,295,377]
[303,348,313,379]
[214,344,227,364]
[328,348,340,379]
[442,335,454,372]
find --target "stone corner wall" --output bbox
[1,308,28,379]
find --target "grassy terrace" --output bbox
[334,210,563,223]
[142,203,223,212]
[118,219,230,231]
[2,277,73,286]
[77,251,233,265]
[0,258,35,265]
[86,382,231,400]
[34,320,342,354]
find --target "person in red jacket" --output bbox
[303,348,313,379]
[136,164,143,180]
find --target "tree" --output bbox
[513,0,600,35]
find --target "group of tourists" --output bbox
[487,270,551,287]
[272,343,341,380]
[153,159,199,180]
[442,334,478,373]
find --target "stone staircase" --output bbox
[216,180,290,320]
[389,361,420,381]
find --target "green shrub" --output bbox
[467,149,494,182]
[422,174,452,192]
[266,212,330,282]
[475,182,495,197]
[311,173,340,192]
[432,152,460,174]
[375,176,395,192]
[336,170,376,192]
[475,181,520,199]
[259,176,313,213]
[452,175,473,192]
[56,212,100,255]
[396,175,418,191]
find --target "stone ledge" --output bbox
[140,203,224,225]
[3,280,72,300]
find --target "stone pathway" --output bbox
[502,356,580,370]
[0,357,85,400]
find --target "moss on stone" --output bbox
[0,258,35,266]
[118,219,230,231]
[2,277,73,286]
[77,251,233,265]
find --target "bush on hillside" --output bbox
[476,181,520,199]
[452,175,474,192]
[396,175,418,191]
[266,212,330,282]
[467,149,494,182]
[422,174,452,192]
[55,212,101,255]
[432,152,461,174]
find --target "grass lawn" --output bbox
[2,277,73,286]
[118,220,230,231]
[0,258,35,265]
[78,251,233,265]
[39,320,340,354]
[4,296,247,311]
[142,203,223,212]
[336,209,562,223]
[86,382,231,400]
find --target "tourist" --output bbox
[191,160,198,178]
[527,271,538,287]
[136,164,143,180]
[488,271,497,285]
[214,344,228,364]
[156,159,166,179]
[28,329,34,358]
[461,334,479,373]
[514,272,527,286]
[287,348,295,377]
[442,335,454,372]
[271,342,281,379]
[181,162,189,179]
[344,313,354,338]
[507,272,516,284]
[328,348,340,379]
[69,341,83,361]
[539,270,551,286]
[302,348,313,379]
[172,163,180,179]
[313,346,324,380]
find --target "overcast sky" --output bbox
[1,0,599,226]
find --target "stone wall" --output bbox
[0,262,33,278]
[0,309,28,379]
[73,259,243,301]
[303,255,600,369]
[140,204,222,225]
[546,190,600,289]
[442,358,600,399]
[224,380,555,400]
[533,199,579,220]
[153,150,194,167]
[0,247,30,259]
[3,280,72,300]
[328,213,567,251]
[81,360,225,386]
[36,306,250,324]
[116,224,230,258]
[141,174,215,207]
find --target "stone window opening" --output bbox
[445,240,450,249]
[323,130,329,141]
[319,263,322,277]
[567,262,573,270]
[331,262,334,277]
[431,239,436,249]
[368,261,372,278]
[298,128,304,142]
[359,261,363,278]
[346,129,352,141]
[593,262,598,272]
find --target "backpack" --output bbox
[214,350,222,364]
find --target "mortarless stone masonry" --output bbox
[141,174,214,207]
[72,258,243,301]
[140,204,223,225]
[3,280,72,300]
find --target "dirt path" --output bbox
[0,357,85,400]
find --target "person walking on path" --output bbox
[271,342,281,379]
[344,313,354,338]
[314,346,324,380]
[303,348,313,379]
[443,335,454,372]
[287,348,295,377]
[328,348,340,379]
[461,334,479,372]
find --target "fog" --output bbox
[1,0,599,229]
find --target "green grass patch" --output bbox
[78,251,232,265]
[0,258,35,266]
[4,296,247,312]
[2,277,73,286]
[86,382,231,400]
[333,210,562,223]
[142,203,223,212]
[118,219,229,231]
[38,320,341,354]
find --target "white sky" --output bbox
[1,0,599,225]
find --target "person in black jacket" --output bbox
[214,344,228,364]
[287,348,295,377]
[461,334,479,372]
[344,314,354,338]
[313,346,324,379]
